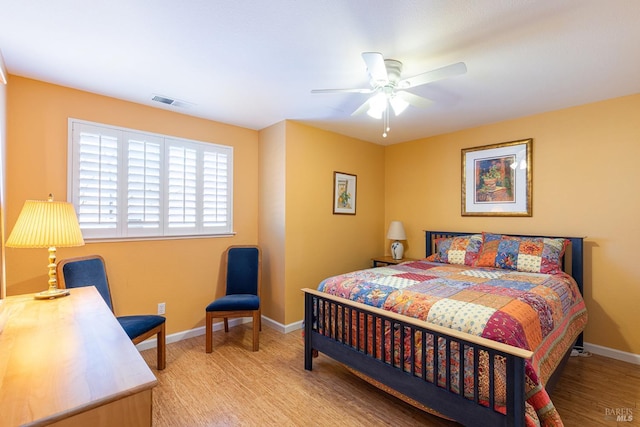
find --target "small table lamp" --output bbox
[386,221,406,260]
[6,195,85,299]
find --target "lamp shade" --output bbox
[389,95,409,116]
[386,221,406,241]
[6,198,85,248]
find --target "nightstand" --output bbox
[371,256,416,267]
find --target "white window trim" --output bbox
[68,118,234,241]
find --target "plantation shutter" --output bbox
[166,142,198,233]
[69,119,233,239]
[202,150,230,229]
[126,133,162,235]
[72,123,119,237]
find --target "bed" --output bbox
[303,231,587,427]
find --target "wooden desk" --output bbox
[0,286,157,427]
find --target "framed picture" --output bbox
[333,171,357,215]
[462,138,532,216]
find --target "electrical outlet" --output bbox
[157,302,166,315]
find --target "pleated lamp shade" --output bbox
[6,196,84,299]
[6,198,84,248]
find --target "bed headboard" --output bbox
[424,230,584,297]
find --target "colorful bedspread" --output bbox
[317,260,587,426]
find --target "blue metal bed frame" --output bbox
[303,231,584,427]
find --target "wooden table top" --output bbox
[0,286,157,426]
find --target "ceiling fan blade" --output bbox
[396,91,433,109]
[351,98,371,116]
[399,62,467,89]
[311,88,373,94]
[362,52,388,85]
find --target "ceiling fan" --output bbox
[312,52,467,137]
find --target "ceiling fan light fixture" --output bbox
[366,92,388,119]
[367,107,384,119]
[370,92,387,110]
[389,95,409,116]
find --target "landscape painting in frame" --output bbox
[462,139,532,216]
[333,171,356,215]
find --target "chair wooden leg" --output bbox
[252,311,260,351]
[205,311,213,353]
[223,318,229,332]
[157,323,166,370]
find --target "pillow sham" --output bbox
[426,234,483,266]
[475,232,569,274]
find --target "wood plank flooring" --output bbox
[141,324,639,426]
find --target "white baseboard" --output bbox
[137,322,640,367]
[135,315,303,351]
[262,316,303,334]
[583,342,640,365]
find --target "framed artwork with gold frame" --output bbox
[462,139,532,216]
[333,171,356,215]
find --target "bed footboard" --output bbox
[303,288,533,427]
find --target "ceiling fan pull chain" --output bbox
[383,102,390,138]
[382,107,387,138]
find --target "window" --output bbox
[69,120,233,240]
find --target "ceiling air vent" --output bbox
[151,95,195,109]
[152,95,174,105]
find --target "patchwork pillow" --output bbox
[426,234,483,266]
[476,232,569,274]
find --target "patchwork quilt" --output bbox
[317,260,588,427]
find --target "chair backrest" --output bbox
[57,255,114,312]
[224,246,261,296]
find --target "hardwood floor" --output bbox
[551,349,639,425]
[141,324,639,426]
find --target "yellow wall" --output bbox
[282,122,385,324]
[385,93,640,354]
[5,73,639,355]
[259,121,385,326]
[0,66,6,299]
[5,76,259,335]
[258,122,286,323]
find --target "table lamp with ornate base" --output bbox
[6,195,84,300]
[386,220,407,260]
[32,247,71,299]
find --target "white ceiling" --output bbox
[1,0,639,145]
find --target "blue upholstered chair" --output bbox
[56,255,166,370]
[205,245,261,352]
